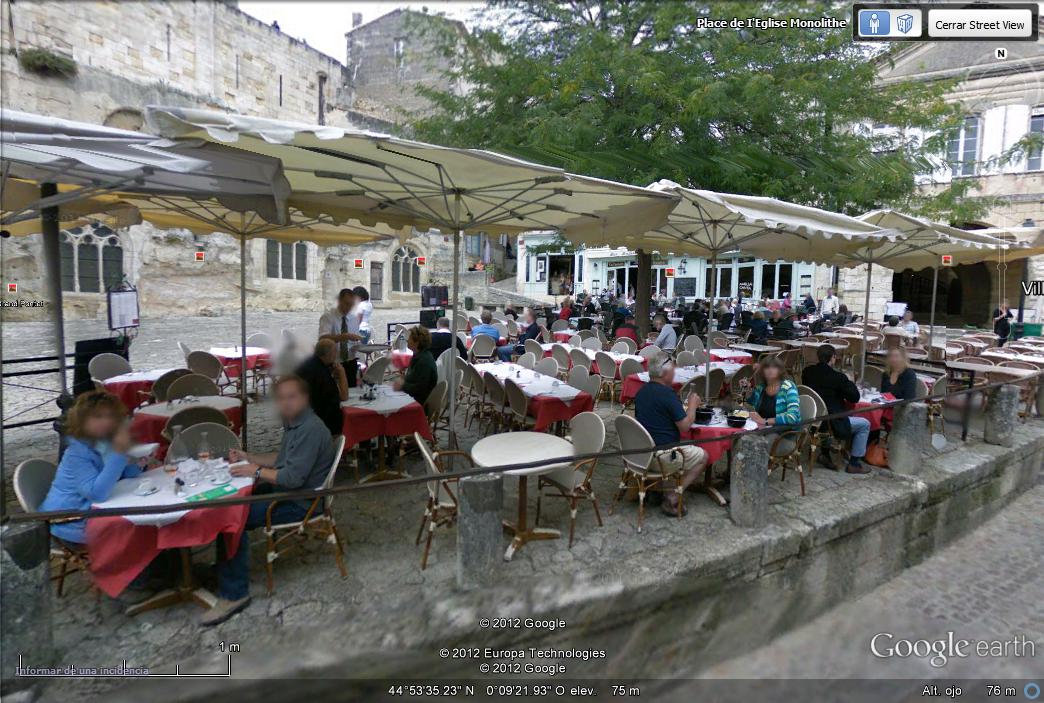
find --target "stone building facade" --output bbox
[0,1,476,321]
[838,36,1044,326]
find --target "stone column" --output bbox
[730,433,769,528]
[984,384,1019,448]
[1035,379,1044,418]
[456,473,503,591]
[1,523,53,696]
[888,402,928,475]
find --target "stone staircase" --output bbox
[457,272,546,311]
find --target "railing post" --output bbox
[888,401,928,475]
[983,384,1019,447]
[456,473,503,590]
[730,433,769,528]
[1,522,53,696]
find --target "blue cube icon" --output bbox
[896,13,914,34]
[859,9,890,36]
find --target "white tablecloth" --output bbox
[341,385,415,416]
[474,362,582,401]
[208,346,268,358]
[135,395,241,418]
[105,368,177,385]
[93,465,253,527]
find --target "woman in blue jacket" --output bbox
[39,391,143,547]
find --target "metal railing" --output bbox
[5,369,1037,526]
[1,352,74,430]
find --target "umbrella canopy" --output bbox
[975,225,1042,261]
[566,179,900,261]
[842,210,1012,270]
[143,106,679,239]
[1,109,292,226]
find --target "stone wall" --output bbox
[345,8,466,123]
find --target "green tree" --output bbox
[411,1,990,222]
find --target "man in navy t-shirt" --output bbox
[633,358,709,517]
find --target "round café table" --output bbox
[471,432,573,561]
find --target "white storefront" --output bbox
[516,232,824,303]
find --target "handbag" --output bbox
[864,440,889,468]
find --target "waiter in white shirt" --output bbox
[819,288,840,320]
[319,288,362,387]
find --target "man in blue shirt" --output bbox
[470,310,513,361]
[633,358,709,516]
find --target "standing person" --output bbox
[430,317,467,360]
[993,300,1013,346]
[394,326,439,404]
[352,286,373,345]
[801,344,872,475]
[319,288,362,388]
[295,339,349,435]
[633,359,709,516]
[211,376,335,626]
[820,288,840,320]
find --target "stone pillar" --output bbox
[456,473,503,591]
[984,384,1019,447]
[1,523,53,696]
[730,433,769,528]
[888,402,928,475]
[1035,379,1044,418]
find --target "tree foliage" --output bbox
[411,1,989,222]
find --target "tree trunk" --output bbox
[635,249,652,338]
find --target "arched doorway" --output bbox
[891,262,991,326]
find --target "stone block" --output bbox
[0,523,53,696]
[730,432,770,528]
[456,473,503,591]
[984,384,1019,447]
[889,401,928,475]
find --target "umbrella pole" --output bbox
[41,183,68,397]
[448,194,462,448]
[927,266,939,355]
[239,236,248,448]
[705,254,717,401]
[859,261,873,382]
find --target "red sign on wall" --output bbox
[665,268,675,278]
[7,282,16,293]
[354,259,364,269]
[194,251,205,262]
[417,256,426,266]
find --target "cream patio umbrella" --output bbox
[565,179,902,398]
[143,106,681,442]
[846,210,1014,361]
[1,110,404,450]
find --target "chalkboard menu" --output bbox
[673,277,698,297]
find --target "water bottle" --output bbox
[197,431,211,462]
[168,425,190,464]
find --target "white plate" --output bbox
[127,443,159,459]
[133,484,159,497]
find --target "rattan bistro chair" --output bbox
[263,435,347,594]
[569,347,592,372]
[469,334,497,363]
[161,405,231,442]
[146,368,193,404]
[14,458,90,597]
[88,353,132,382]
[610,415,685,533]
[415,433,468,569]
[165,373,221,400]
[524,338,544,358]
[178,422,241,458]
[536,412,606,547]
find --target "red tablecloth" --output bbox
[619,373,682,406]
[85,485,252,597]
[212,350,270,378]
[685,424,744,465]
[846,393,895,431]
[104,378,155,410]
[552,331,574,343]
[528,392,594,431]
[391,349,413,370]
[341,402,432,448]
[710,350,753,364]
[131,404,243,456]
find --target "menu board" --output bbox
[107,289,140,330]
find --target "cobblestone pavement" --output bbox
[690,477,1044,687]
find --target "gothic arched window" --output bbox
[391,246,421,293]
